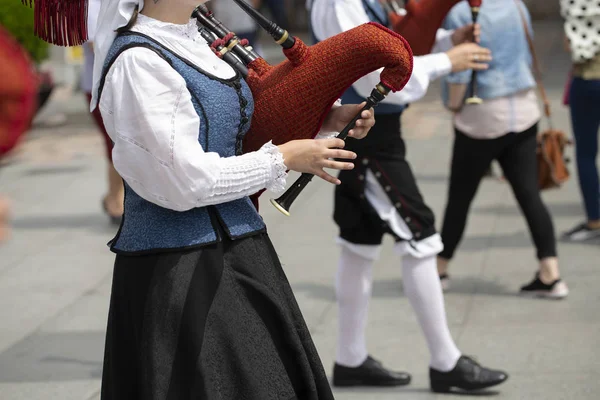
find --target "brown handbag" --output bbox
[516,1,571,190]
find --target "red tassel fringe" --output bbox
[21,0,88,46]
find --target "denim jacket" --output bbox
[441,0,536,103]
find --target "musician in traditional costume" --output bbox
[0,25,38,243]
[310,0,507,392]
[24,0,382,397]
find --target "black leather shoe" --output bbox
[333,355,411,387]
[429,356,508,393]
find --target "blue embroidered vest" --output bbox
[309,0,407,115]
[98,32,265,254]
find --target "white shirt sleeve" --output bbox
[87,0,102,40]
[311,0,452,106]
[99,48,288,212]
[431,28,455,53]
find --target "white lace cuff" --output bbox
[259,141,288,195]
[315,130,339,140]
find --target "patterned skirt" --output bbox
[100,232,334,400]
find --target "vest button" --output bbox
[362,158,369,165]
[358,174,365,181]
[375,171,382,178]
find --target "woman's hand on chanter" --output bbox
[446,42,492,73]
[321,102,376,139]
[278,138,356,185]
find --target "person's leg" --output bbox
[332,146,411,386]
[564,77,600,240]
[400,253,461,371]
[86,93,124,222]
[364,160,508,392]
[334,242,378,368]
[437,129,497,278]
[497,124,568,298]
[0,195,10,243]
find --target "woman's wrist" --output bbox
[261,141,288,194]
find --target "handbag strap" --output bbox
[514,0,553,124]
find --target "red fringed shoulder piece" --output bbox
[21,0,88,46]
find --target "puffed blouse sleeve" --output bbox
[98,47,288,212]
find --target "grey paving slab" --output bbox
[0,381,99,400]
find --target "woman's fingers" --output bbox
[321,159,355,171]
[322,138,346,149]
[471,62,489,71]
[326,148,356,160]
[315,169,342,185]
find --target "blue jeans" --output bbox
[569,77,600,221]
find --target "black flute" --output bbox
[465,3,483,104]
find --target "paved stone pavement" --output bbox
[0,20,598,400]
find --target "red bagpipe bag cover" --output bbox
[241,22,413,154]
[0,25,38,157]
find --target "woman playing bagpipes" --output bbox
[27,0,378,397]
[310,0,507,393]
[95,0,377,398]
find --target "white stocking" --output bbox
[401,254,461,372]
[334,244,378,367]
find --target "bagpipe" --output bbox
[194,0,413,215]
[0,25,38,158]
[381,0,483,102]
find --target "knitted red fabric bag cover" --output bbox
[241,22,413,154]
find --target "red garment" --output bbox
[86,93,113,161]
[0,25,38,157]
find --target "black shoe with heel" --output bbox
[429,356,508,393]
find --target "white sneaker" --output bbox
[562,223,600,242]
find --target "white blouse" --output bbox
[310,0,454,106]
[99,14,338,212]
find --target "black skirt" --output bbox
[101,232,334,400]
